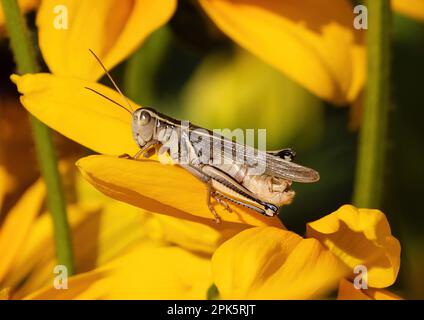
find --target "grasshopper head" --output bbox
[132,108,157,147]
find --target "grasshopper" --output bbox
[87,50,320,223]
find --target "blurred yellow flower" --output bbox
[36,0,176,80]
[9,0,423,114]
[0,179,45,288]
[26,243,213,299]
[0,168,164,299]
[32,0,363,104]
[11,73,285,227]
[199,0,365,105]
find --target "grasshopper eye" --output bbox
[140,111,151,125]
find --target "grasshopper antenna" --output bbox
[84,86,132,115]
[88,49,134,113]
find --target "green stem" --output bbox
[353,0,392,208]
[1,0,74,274]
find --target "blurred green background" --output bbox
[1,1,423,298]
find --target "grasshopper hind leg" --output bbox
[180,164,233,223]
[213,190,279,218]
[214,195,233,213]
[207,180,234,224]
[207,180,222,224]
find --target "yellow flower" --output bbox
[0,162,175,299]
[26,243,213,300]
[31,0,362,104]
[0,181,137,299]
[14,178,246,300]
[11,73,401,301]
[36,0,176,80]
[337,278,402,300]
[0,148,247,300]
[198,0,365,105]
[210,205,401,299]
[0,95,163,298]
[212,226,348,299]
[306,205,401,288]
[11,0,423,119]
[24,204,401,300]
[11,73,285,227]
[8,3,400,299]
[137,205,249,255]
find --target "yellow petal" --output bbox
[199,0,365,105]
[393,0,424,22]
[337,278,402,300]
[150,213,249,255]
[27,243,212,300]
[8,202,153,298]
[4,204,98,294]
[11,73,139,155]
[212,227,348,299]
[77,155,285,228]
[306,205,401,288]
[0,179,45,283]
[76,171,248,256]
[37,0,176,80]
[0,0,39,27]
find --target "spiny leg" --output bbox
[214,194,233,213]
[179,164,233,222]
[207,180,222,224]
[206,182,234,223]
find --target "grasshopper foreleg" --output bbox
[136,140,160,159]
[119,141,160,160]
